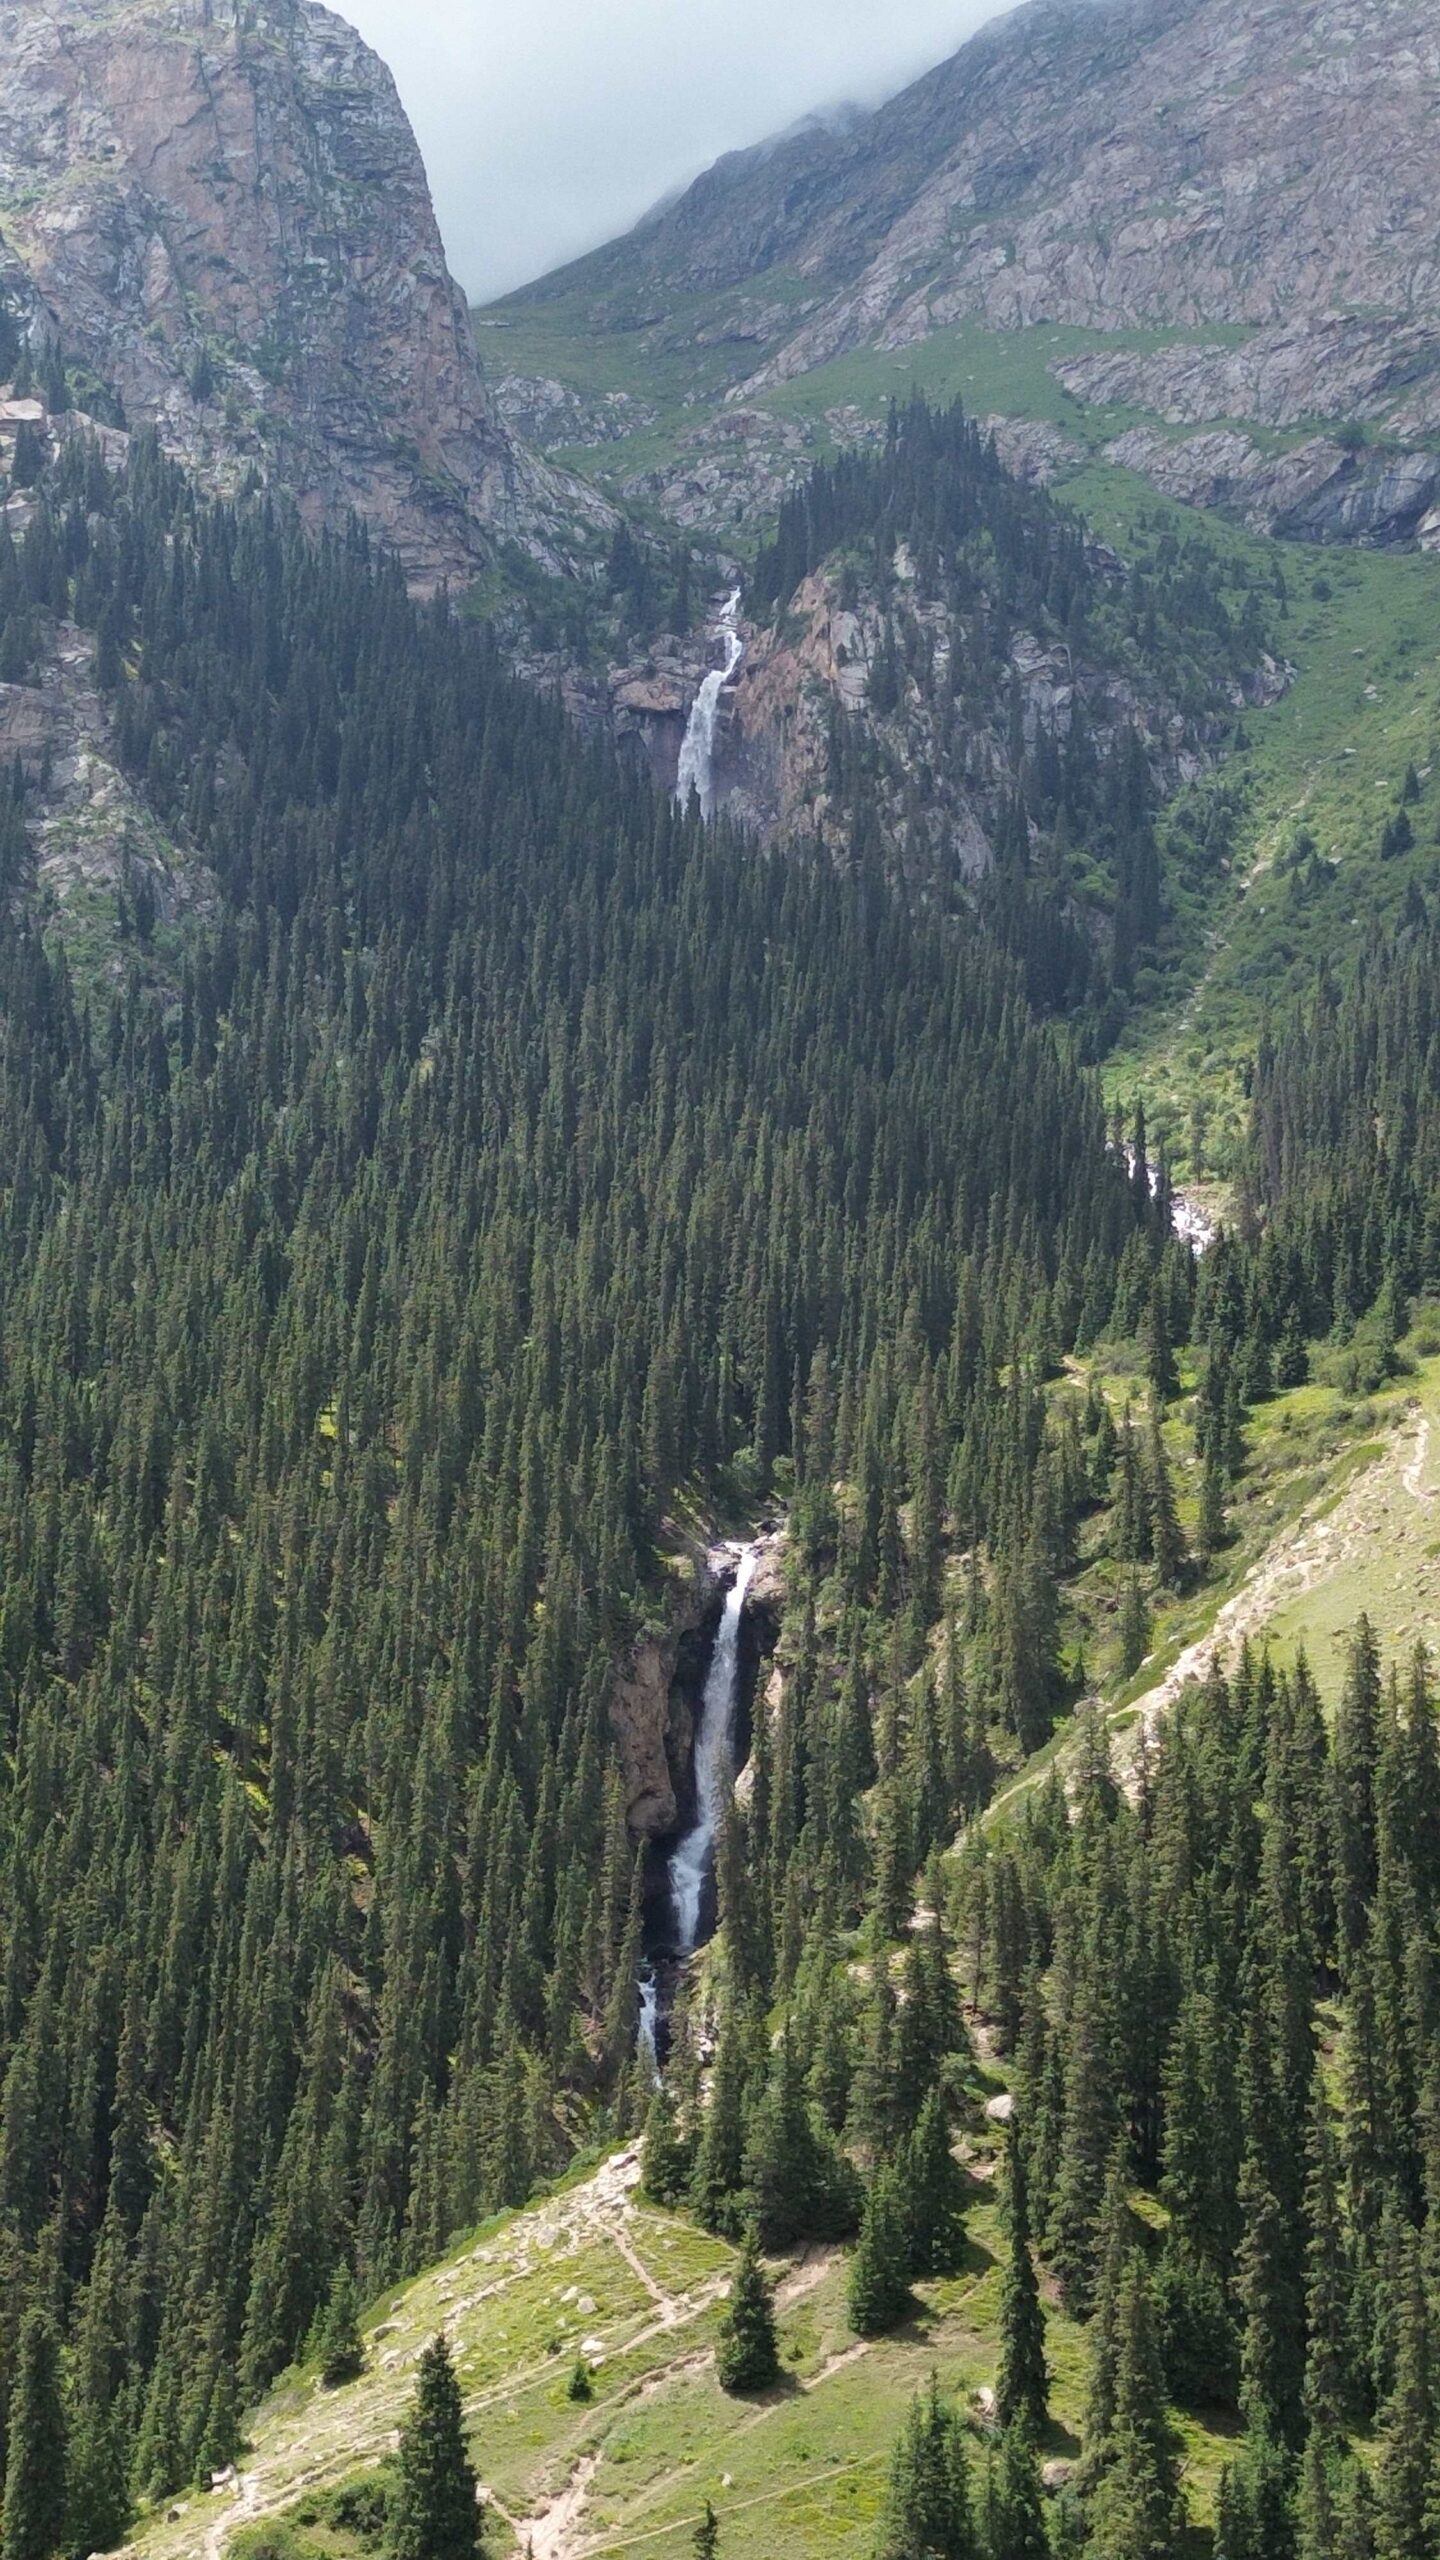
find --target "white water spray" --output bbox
[637,1969,660,2084]
[675,590,744,819]
[669,1545,758,1956]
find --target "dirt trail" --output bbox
[1404,1409,1433,1501]
[1126,1394,1435,1757]
[984,1391,1436,1831]
[524,2451,603,2560]
[146,2148,735,2560]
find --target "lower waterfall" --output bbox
[637,1541,759,2074]
[675,588,743,818]
[669,1543,758,1954]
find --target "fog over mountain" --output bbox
[335,0,1017,300]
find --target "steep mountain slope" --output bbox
[0,0,602,585]
[498,0,1440,547]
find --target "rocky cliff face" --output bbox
[697,556,1284,875]
[0,0,601,587]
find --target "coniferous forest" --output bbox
[0,401,1438,2560]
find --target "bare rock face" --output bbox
[610,1557,721,1838]
[532,0,1440,544]
[710,550,1272,866]
[0,0,602,587]
[584,0,1440,403]
[0,590,218,961]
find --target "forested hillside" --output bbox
[0,392,1436,2560]
[738,393,1279,1032]
[0,426,1150,2520]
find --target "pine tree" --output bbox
[716,2235,780,2395]
[2,2314,67,2560]
[389,2334,484,2560]
[874,2377,979,2560]
[318,2265,365,2387]
[983,2421,1049,2560]
[640,2082,691,2208]
[995,2118,1049,2442]
[1086,2261,1185,2560]
[902,2088,968,2278]
[1371,2233,1433,2560]
[693,2501,720,2559]
[848,2164,915,2338]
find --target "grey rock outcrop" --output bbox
[0,0,605,587]
[0,602,219,965]
[1103,426,1440,549]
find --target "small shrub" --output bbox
[231,2523,325,2560]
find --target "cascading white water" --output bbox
[668,1544,758,1956]
[636,1969,661,2084]
[675,589,744,819]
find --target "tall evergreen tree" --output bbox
[1086,2262,1184,2560]
[995,2118,1049,2442]
[874,2378,979,2560]
[2,2318,67,2560]
[716,2235,780,2395]
[390,2335,483,2560]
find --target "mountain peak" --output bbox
[0,0,598,584]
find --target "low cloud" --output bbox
[337,0,1015,303]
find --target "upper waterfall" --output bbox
[675,589,744,819]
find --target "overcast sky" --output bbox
[336,0,1015,305]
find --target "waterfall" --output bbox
[675,589,744,819]
[637,1969,660,2085]
[668,1544,759,1957]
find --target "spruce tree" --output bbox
[693,2502,720,2559]
[1048,1993,1115,2318]
[1214,2432,1298,2560]
[874,2377,978,2560]
[995,2118,1049,2442]
[64,2397,132,2560]
[319,2265,365,2387]
[390,2334,484,2560]
[1236,2148,1306,2449]
[1118,1575,1151,1679]
[715,2235,780,2395]
[1086,2261,1184,2560]
[640,2082,691,2208]
[2,2314,67,2560]
[1371,2234,1434,2560]
[1143,1407,1186,1589]
[983,2421,1049,2560]
[848,2164,915,2338]
[902,2088,968,2278]
[692,2004,748,2238]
